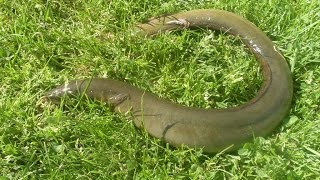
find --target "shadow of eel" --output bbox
[45,9,293,153]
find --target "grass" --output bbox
[0,0,319,179]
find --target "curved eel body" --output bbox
[45,9,293,153]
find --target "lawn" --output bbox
[0,0,319,179]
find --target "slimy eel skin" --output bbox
[45,9,293,153]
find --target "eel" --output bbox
[45,9,293,153]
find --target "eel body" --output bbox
[45,9,293,153]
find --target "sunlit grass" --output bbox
[0,0,319,179]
